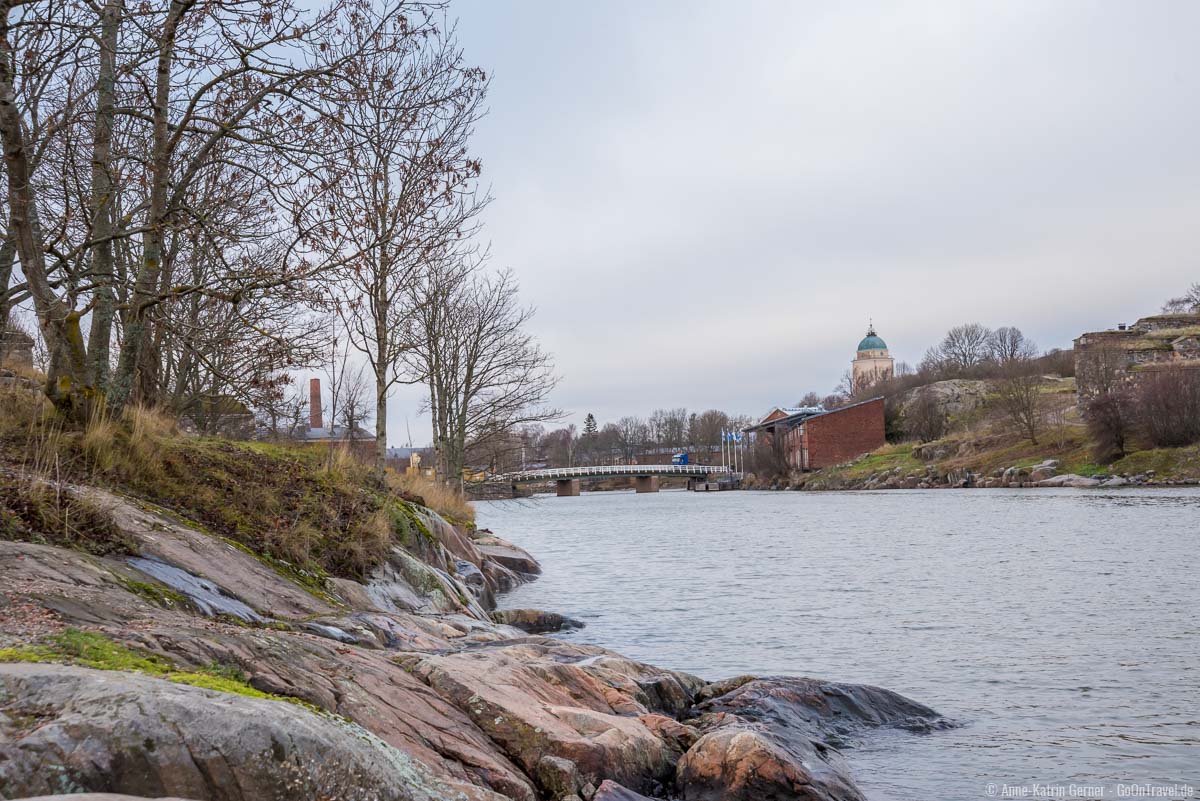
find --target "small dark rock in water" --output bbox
[491,607,585,634]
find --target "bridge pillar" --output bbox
[634,475,659,493]
[556,478,581,497]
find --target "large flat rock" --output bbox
[0,663,505,801]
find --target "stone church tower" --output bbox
[851,323,894,390]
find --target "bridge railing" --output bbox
[499,464,730,482]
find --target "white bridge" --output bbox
[498,464,730,496]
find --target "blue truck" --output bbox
[671,452,689,465]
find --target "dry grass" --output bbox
[0,393,459,579]
[125,404,175,468]
[0,475,135,555]
[387,470,475,524]
[324,443,359,478]
[81,406,118,473]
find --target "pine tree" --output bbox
[583,413,598,436]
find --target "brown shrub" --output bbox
[1086,391,1132,463]
[1134,366,1200,447]
[904,388,946,443]
[387,471,474,524]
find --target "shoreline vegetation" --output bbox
[0,404,950,801]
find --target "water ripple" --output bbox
[480,488,1199,799]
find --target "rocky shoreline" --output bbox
[0,483,950,801]
[797,457,1199,492]
[787,435,1200,492]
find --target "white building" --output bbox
[851,323,894,390]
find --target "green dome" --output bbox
[858,334,887,351]
[857,325,887,352]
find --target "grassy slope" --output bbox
[0,392,468,581]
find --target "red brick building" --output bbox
[746,397,886,471]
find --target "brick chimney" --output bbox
[309,378,323,430]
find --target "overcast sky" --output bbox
[383,0,1200,443]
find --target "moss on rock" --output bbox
[0,629,307,707]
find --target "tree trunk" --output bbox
[374,367,387,484]
[0,5,95,416]
[372,293,388,482]
[0,232,14,330]
[85,0,122,391]
[109,0,189,409]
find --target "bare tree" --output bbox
[988,326,1037,366]
[1085,391,1132,462]
[337,363,373,448]
[1044,394,1074,451]
[405,264,558,482]
[917,346,945,378]
[796,391,822,407]
[325,17,487,480]
[904,388,946,442]
[650,407,689,449]
[1162,282,1200,314]
[255,372,310,441]
[0,0,421,418]
[614,416,650,463]
[939,323,993,372]
[688,409,729,455]
[993,360,1043,444]
[1134,366,1200,447]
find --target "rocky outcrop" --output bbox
[401,640,691,796]
[0,481,949,801]
[0,663,504,801]
[473,531,541,578]
[676,677,949,801]
[900,379,988,421]
[1037,473,1101,488]
[491,608,584,634]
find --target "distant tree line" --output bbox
[466,408,753,474]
